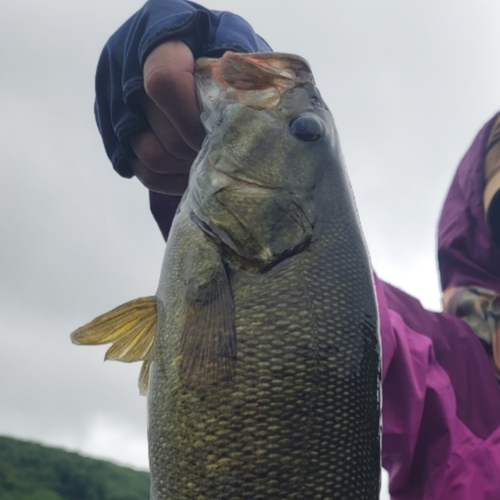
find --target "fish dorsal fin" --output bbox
[71,296,157,396]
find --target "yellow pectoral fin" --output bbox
[71,296,157,395]
[139,360,152,397]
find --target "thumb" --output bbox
[143,40,205,151]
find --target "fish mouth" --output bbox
[195,52,315,112]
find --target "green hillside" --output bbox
[0,436,149,500]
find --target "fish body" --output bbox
[72,52,380,499]
[150,53,380,499]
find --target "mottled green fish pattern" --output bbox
[72,52,381,500]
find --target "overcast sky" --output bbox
[1,1,500,498]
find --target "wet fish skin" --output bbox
[148,52,380,499]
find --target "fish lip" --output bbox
[211,166,279,191]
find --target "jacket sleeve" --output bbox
[95,0,271,178]
[375,276,500,500]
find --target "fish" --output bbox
[72,51,381,499]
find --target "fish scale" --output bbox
[71,52,380,499]
[148,159,379,498]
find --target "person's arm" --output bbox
[376,276,500,499]
[95,0,271,195]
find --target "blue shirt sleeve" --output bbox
[95,0,271,177]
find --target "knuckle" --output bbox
[144,68,177,102]
[132,159,189,195]
[131,160,159,191]
[167,136,197,162]
[137,134,170,171]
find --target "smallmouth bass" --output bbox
[72,52,380,499]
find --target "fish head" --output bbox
[188,52,341,271]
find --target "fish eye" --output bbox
[289,115,323,142]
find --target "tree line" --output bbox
[0,436,149,500]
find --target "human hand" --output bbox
[129,40,206,195]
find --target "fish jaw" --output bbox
[188,55,340,271]
[195,51,314,127]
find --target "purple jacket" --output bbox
[378,113,500,499]
[439,113,500,293]
[95,2,500,497]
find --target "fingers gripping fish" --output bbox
[72,52,381,500]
